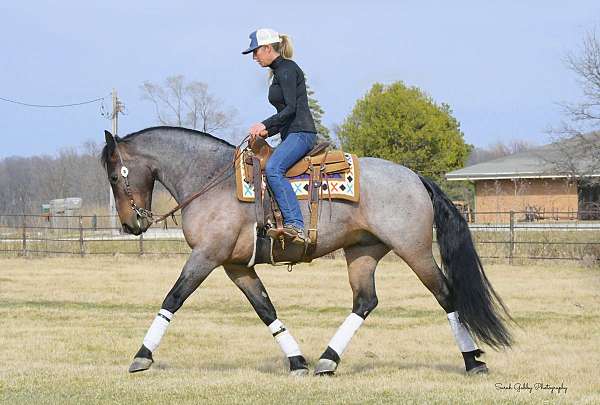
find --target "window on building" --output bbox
[578,181,600,220]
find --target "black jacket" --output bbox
[261,56,317,139]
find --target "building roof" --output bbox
[446,133,600,181]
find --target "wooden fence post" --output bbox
[21,214,27,256]
[79,215,84,257]
[509,210,515,265]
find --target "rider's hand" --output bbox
[249,122,267,142]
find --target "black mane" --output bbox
[100,126,235,169]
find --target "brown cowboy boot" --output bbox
[282,224,309,245]
[266,224,309,245]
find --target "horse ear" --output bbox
[104,130,115,147]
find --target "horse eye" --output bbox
[110,174,118,184]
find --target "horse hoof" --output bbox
[128,357,153,373]
[467,363,489,376]
[314,359,337,376]
[290,368,309,377]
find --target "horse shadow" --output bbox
[349,360,463,376]
[151,356,464,376]
[256,355,464,376]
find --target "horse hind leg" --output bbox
[399,246,488,374]
[315,243,389,376]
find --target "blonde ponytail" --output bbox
[272,34,293,59]
[268,34,294,82]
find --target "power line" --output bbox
[0,94,109,108]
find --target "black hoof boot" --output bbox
[463,349,489,375]
[314,346,340,376]
[288,355,309,376]
[129,345,153,373]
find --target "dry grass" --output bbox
[0,257,599,404]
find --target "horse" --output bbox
[101,126,512,376]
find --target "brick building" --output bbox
[446,135,600,223]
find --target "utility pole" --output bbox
[112,89,120,135]
[109,88,124,233]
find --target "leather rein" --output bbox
[110,133,250,226]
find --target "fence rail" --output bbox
[1,212,599,264]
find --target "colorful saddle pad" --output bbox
[235,151,360,203]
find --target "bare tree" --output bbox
[537,30,600,220]
[564,30,600,127]
[545,29,600,188]
[468,139,535,165]
[0,141,114,218]
[0,156,48,215]
[141,75,237,133]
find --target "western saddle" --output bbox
[245,136,350,261]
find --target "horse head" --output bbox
[102,130,155,235]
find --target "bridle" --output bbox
[110,133,250,226]
[110,135,155,222]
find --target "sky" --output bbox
[1,1,599,158]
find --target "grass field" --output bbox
[0,257,599,404]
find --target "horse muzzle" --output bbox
[122,215,151,235]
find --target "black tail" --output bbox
[419,175,513,349]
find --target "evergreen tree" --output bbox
[306,82,331,142]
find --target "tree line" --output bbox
[0,135,530,216]
[0,142,108,215]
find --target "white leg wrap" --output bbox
[447,311,478,352]
[142,309,173,352]
[268,319,302,357]
[328,313,364,356]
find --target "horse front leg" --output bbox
[315,243,388,375]
[224,264,309,375]
[128,249,218,373]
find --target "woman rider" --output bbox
[243,28,317,244]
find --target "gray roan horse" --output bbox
[101,126,512,376]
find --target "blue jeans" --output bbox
[265,132,317,229]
